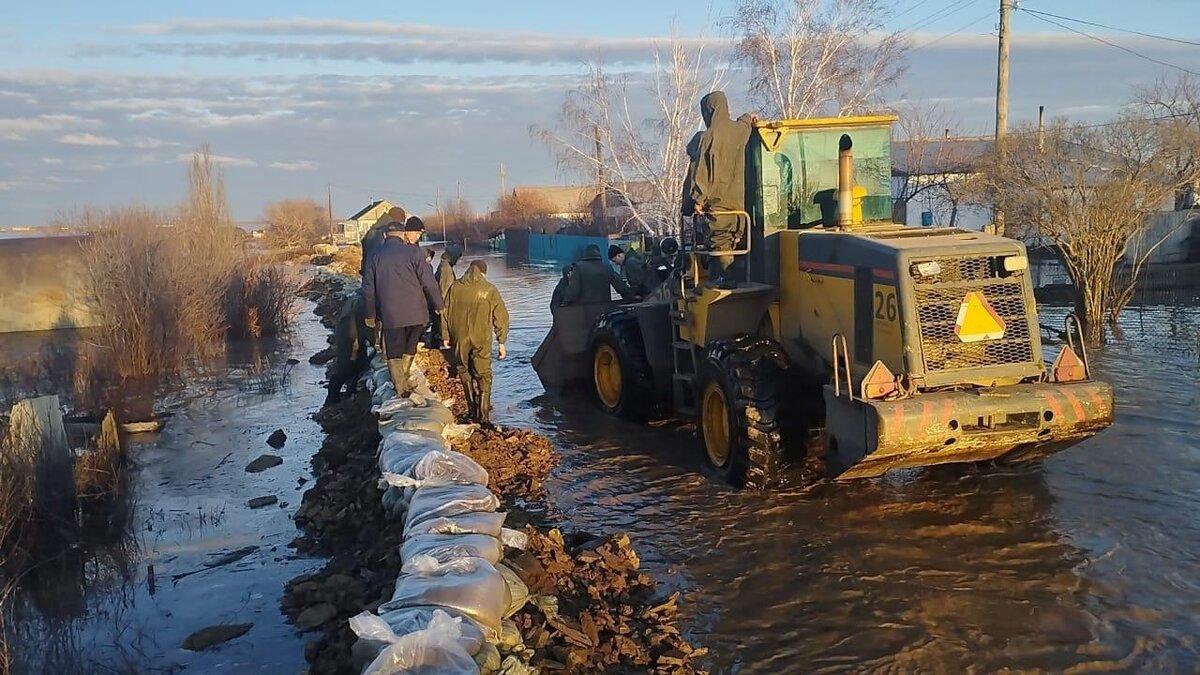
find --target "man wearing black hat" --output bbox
[608,244,655,297]
[362,216,444,396]
[562,243,637,304]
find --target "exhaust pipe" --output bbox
[838,133,854,228]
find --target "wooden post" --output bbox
[7,395,74,521]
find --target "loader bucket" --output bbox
[533,301,624,392]
[822,380,1115,479]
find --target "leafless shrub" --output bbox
[225,259,301,339]
[263,198,327,250]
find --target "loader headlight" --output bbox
[911,261,942,278]
[1002,255,1028,272]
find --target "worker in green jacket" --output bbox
[444,259,509,425]
[430,243,462,348]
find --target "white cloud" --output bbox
[41,157,63,165]
[131,137,180,149]
[0,182,12,191]
[268,160,317,171]
[175,152,256,168]
[0,114,92,141]
[118,18,551,40]
[58,133,120,147]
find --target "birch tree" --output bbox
[892,102,979,227]
[536,35,724,235]
[726,0,909,119]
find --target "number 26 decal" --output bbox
[874,290,897,322]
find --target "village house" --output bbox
[334,199,400,245]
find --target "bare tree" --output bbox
[1131,74,1200,210]
[974,118,1198,345]
[892,102,980,227]
[535,33,724,235]
[263,198,326,250]
[726,0,909,119]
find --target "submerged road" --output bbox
[477,253,1200,673]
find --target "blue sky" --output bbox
[2,0,1200,226]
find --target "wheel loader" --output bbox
[532,114,1114,487]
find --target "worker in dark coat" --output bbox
[608,244,656,297]
[549,263,574,314]
[324,290,369,405]
[360,206,406,278]
[684,91,754,288]
[562,244,636,304]
[431,243,463,347]
[444,260,509,425]
[362,217,444,396]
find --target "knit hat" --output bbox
[404,217,425,232]
[608,244,623,260]
[386,206,407,222]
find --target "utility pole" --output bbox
[1037,105,1045,152]
[435,187,446,243]
[498,162,506,200]
[326,183,334,242]
[593,125,606,227]
[993,0,1013,237]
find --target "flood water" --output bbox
[4,300,330,674]
[478,254,1200,673]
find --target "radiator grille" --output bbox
[913,257,1034,372]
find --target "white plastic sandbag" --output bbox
[381,405,456,435]
[379,432,449,476]
[400,533,503,565]
[349,608,477,675]
[498,528,528,551]
[373,396,417,417]
[381,450,489,489]
[405,484,500,531]
[376,606,487,655]
[496,563,530,618]
[441,423,477,441]
[405,511,507,538]
[384,555,509,636]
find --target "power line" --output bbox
[893,0,940,21]
[901,0,980,35]
[1022,8,1200,48]
[911,8,997,53]
[1020,9,1200,78]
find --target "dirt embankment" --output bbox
[283,278,705,674]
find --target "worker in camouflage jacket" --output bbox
[430,243,463,348]
[444,260,509,425]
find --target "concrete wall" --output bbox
[0,235,98,333]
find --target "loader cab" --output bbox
[747,116,899,286]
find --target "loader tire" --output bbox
[589,311,653,420]
[697,336,790,489]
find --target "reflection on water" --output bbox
[477,253,1200,672]
[4,303,328,674]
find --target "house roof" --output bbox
[511,186,597,215]
[346,199,395,221]
[892,137,993,177]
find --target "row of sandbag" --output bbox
[348,350,537,675]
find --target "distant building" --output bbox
[891,136,993,230]
[335,199,399,245]
[509,185,649,234]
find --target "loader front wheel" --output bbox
[698,336,789,489]
[589,311,653,420]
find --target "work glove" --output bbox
[364,316,378,329]
[498,344,507,360]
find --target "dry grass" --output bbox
[71,146,301,378]
[329,245,363,277]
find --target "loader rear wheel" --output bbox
[698,336,790,489]
[589,311,653,420]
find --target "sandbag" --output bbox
[384,555,509,636]
[405,484,500,531]
[499,528,528,551]
[379,432,449,476]
[377,606,486,655]
[349,609,477,675]
[380,405,456,435]
[496,563,530,619]
[400,533,503,565]
[406,512,507,538]
[382,450,489,489]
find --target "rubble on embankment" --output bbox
[283,269,705,674]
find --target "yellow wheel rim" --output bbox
[594,344,622,410]
[702,380,731,467]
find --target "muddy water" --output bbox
[7,300,331,674]
[477,254,1200,673]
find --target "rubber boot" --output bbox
[460,373,479,422]
[387,355,414,397]
[478,387,493,429]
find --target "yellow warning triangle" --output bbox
[955,291,1006,343]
